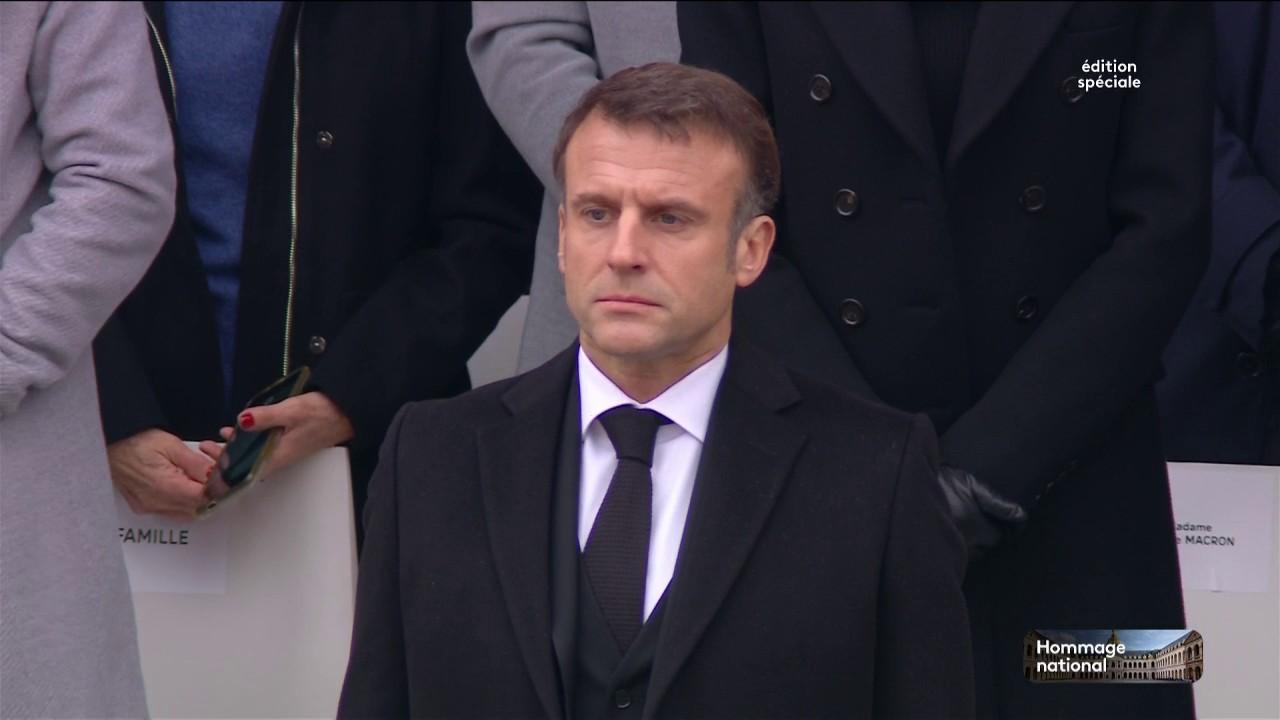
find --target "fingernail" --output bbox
[240,412,255,429]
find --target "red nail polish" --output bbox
[240,412,255,429]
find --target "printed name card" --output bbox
[115,484,231,595]
[1167,462,1278,593]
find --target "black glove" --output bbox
[937,465,1028,563]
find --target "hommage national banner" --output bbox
[1024,630,1203,684]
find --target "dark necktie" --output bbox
[583,406,670,652]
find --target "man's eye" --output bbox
[656,213,682,226]
[584,208,609,222]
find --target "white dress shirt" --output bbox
[577,344,728,620]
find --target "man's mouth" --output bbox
[597,294,660,307]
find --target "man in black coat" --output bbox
[339,63,973,720]
[679,3,1211,718]
[93,2,540,529]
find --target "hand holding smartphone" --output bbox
[199,367,310,517]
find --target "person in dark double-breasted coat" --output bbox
[679,3,1211,718]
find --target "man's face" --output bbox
[558,112,771,369]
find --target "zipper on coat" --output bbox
[282,5,304,377]
[144,14,178,121]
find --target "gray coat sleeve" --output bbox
[0,0,176,417]
[467,1,599,192]
[468,1,681,191]
[467,2,680,371]
[467,3,601,371]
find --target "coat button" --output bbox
[614,689,632,709]
[809,73,832,103]
[1237,351,1262,377]
[839,298,866,327]
[308,335,328,355]
[1060,76,1085,104]
[834,188,860,217]
[315,130,335,149]
[1014,296,1039,321]
[1019,185,1046,212]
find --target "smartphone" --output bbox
[198,366,311,517]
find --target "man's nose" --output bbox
[606,212,647,270]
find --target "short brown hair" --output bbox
[552,62,781,237]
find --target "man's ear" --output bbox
[734,214,776,288]
[557,204,567,275]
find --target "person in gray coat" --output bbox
[0,2,176,717]
[468,2,679,372]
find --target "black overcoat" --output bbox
[339,342,974,719]
[1158,1,1280,464]
[680,3,1210,717]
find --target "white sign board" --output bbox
[1168,462,1278,593]
[123,446,357,719]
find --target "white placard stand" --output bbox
[122,447,357,719]
[1171,462,1280,720]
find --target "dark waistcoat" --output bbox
[552,377,669,719]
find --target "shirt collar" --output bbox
[577,344,729,443]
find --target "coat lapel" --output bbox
[807,1,938,168]
[644,343,807,718]
[476,346,579,720]
[946,2,1074,171]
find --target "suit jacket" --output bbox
[679,3,1209,718]
[339,342,974,719]
[93,1,540,521]
[1159,0,1280,464]
[467,2,681,372]
[0,2,173,716]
